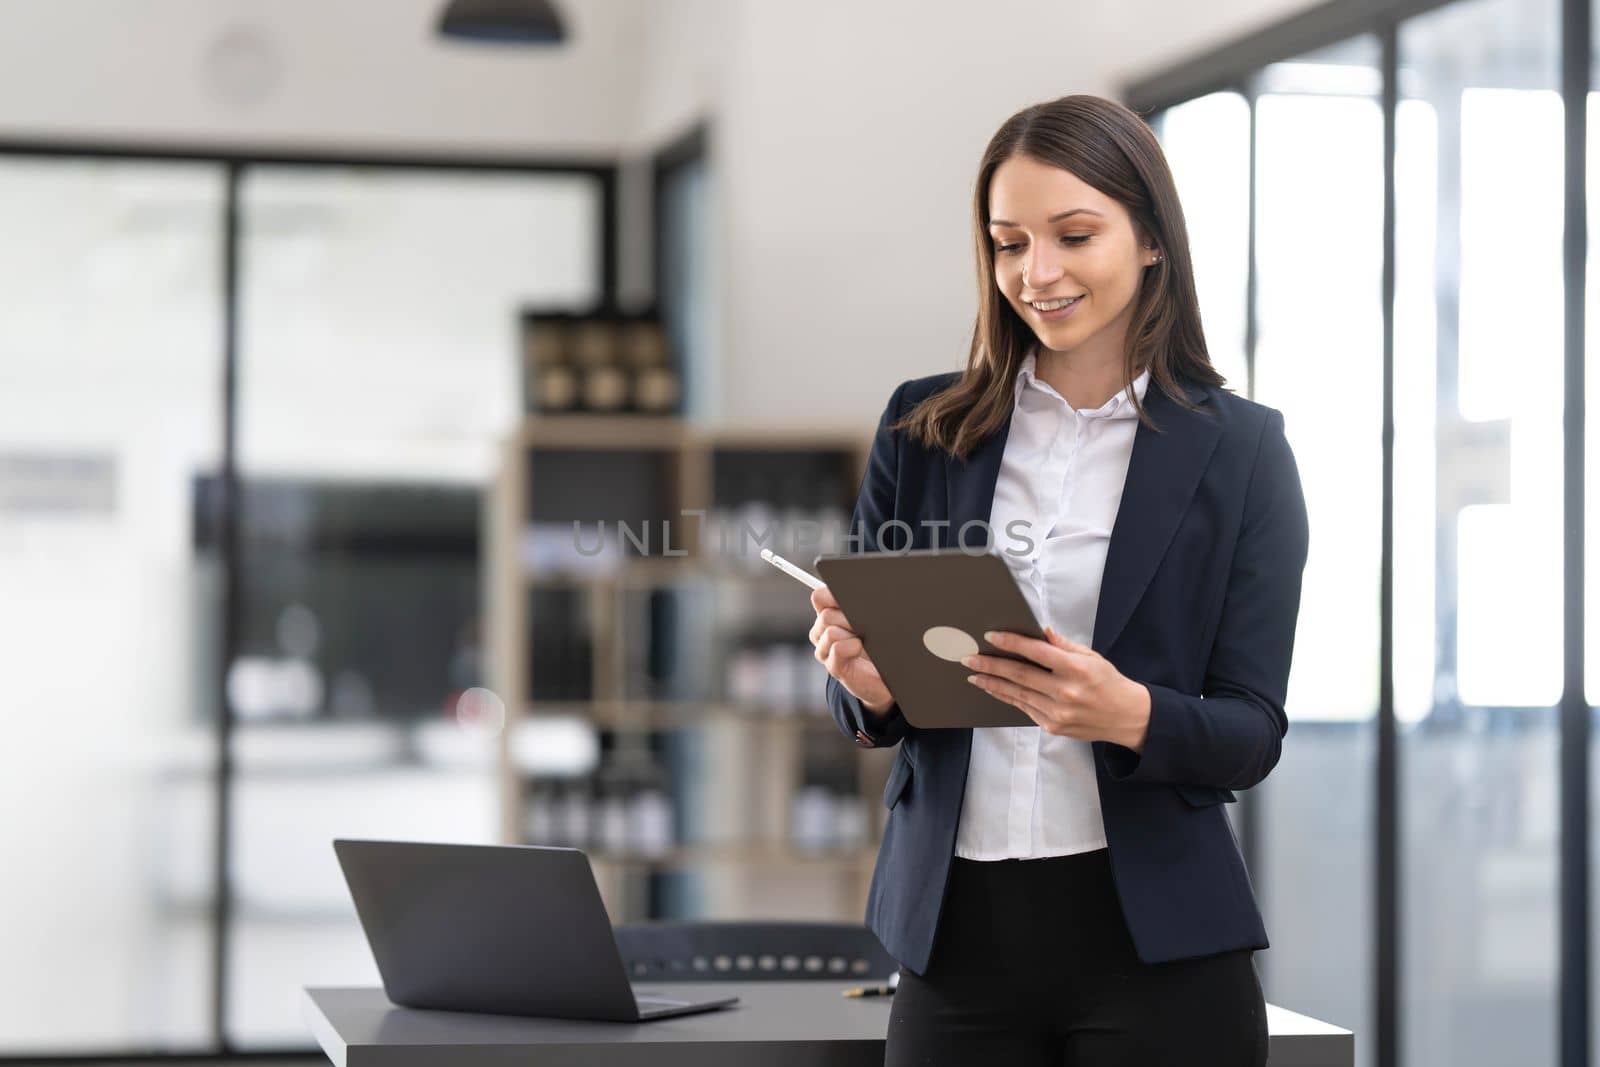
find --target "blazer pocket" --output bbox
[1172,782,1238,807]
[883,751,914,810]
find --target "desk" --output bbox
[304,984,1352,1066]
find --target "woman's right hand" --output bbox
[809,585,896,715]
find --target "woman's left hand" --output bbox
[961,627,1152,752]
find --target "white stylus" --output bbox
[760,548,826,591]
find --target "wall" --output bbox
[0,0,642,155]
[650,0,1322,427]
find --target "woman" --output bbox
[808,94,1309,1065]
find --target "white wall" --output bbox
[638,0,1321,427]
[0,0,643,155]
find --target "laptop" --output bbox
[333,839,740,1021]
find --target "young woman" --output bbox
[808,94,1309,1065]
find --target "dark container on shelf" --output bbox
[527,585,593,701]
[519,305,681,417]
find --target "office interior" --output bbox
[0,0,1588,1064]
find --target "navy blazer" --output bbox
[825,367,1309,974]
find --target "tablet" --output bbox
[813,547,1049,729]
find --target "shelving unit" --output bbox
[486,416,895,924]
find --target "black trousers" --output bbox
[884,847,1267,1067]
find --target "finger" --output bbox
[824,626,863,657]
[809,586,838,613]
[809,608,849,647]
[824,634,866,674]
[1044,625,1092,654]
[983,629,1079,673]
[969,673,1054,726]
[816,626,863,669]
[960,652,1055,695]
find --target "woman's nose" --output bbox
[1022,251,1063,291]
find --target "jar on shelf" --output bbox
[621,319,670,369]
[631,365,681,413]
[536,365,579,411]
[775,475,812,562]
[626,753,675,858]
[523,779,556,845]
[733,484,775,573]
[526,317,569,359]
[835,792,868,850]
[573,319,618,368]
[580,364,629,412]
[726,640,767,707]
[763,642,796,711]
[790,784,836,854]
[704,504,736,569]
[792,644,829,715]
[812,475,850,555]
[552,777,593,849]
[521,317,572,414]
[595,762,631,856]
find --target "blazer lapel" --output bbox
[939,373,1221,652]
[1092,376,1220,652]
[941,406,1014,549]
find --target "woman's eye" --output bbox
[995,235,1090,255]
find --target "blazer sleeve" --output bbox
[1102,407,1309,791]
[824,379,914,750]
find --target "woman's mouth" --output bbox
[1029,295,1083,322]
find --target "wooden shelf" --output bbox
[524,560,820,590]
[514,415,689,449]
[687,425,875,449]
[488,416,881,922]
[512,415,872,454]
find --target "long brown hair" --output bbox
[892,93,1225,461]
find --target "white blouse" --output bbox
[952,346,1150,861]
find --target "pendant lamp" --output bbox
[438,0,566,44]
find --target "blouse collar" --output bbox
[1013,344,1150,418]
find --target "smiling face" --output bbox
[987,153,1159,362]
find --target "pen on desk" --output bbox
[841,984,896,998]
[760,548,826,591]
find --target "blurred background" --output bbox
[0,0,1589,1065]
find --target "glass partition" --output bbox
[1398,2,1562,1064]
[0,157,225,1054]
[225,165,603,1047]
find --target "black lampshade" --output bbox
[438,0,566,44]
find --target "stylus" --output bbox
[842,984,896,997]
[759,548,826,591]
